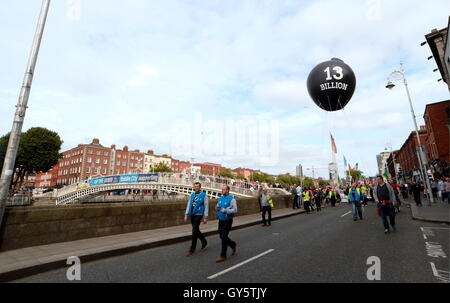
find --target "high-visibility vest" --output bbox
[303,191,310,202]
[329,191,337,199]
[361,186,367,195]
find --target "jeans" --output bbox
[293,195,299,209]
[379,203,396,229]
[218,219,236,258]
[351,201,363,219]
[190,215,207,252]
[262,206,272,225]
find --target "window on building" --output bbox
[131,156,134,160]
[122,169,126,174]
[118,154,121,158]
[103,159,108,164]
[86,167,90,173]
[116,169,119,174]
[88,150,93,154]
[87,157,92,163]
[102,168,106,174]
[105,152,109,156]
[122,162,126,166]
[95,158,100,164]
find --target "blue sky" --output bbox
[1,0,449,178]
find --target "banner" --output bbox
[88,173,159,187]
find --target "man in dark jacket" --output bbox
[411,181,423,206]
[373,176,398,234]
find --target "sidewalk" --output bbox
[0,207,304,282]
[403,198,449,224]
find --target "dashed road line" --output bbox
[207,249,275,280]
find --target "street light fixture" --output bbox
[385,63,434,205]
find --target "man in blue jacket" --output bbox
[348,183,363,221]
[216,185,238,263]
[184,182,208,256]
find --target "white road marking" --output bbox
[341,211,352,217]
[422,227,450,230]
[420,227,428,239]
[207,249,275,280]
[430,262,439,277]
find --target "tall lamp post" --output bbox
[0,0,51,228]
[386,63,434,205]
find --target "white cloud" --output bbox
[0,0,448,178]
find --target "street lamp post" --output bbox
[386,63,434,205]
[0,0,51,228]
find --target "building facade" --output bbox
[395,129,428,182]
[423,100,450,178]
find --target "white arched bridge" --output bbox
[55,173,263,205]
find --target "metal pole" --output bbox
[403,77,434,205]
[0,0,51,228]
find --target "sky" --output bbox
[0,0,449,179]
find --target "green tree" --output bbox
[0,127,63,194]
[349,170,363,182]
[319,179,330,187]
[235,174,246,180]
[303,177,314,188]
[152,162,172,173]
[218,168,234,178]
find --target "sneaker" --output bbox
[262,224,267,227]
[186,251,194,257]
[215,256,226,263]
[353,218,357,221]
[384,229,389,234]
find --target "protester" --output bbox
[260,188,273,226]
[411,180,423,207]
[373,175,398,234]
[184,182,208,257]
[303,187,312,214]
[348,183,363,221]
[215,185,238,263]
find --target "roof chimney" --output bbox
[123,146,128,152]
[111,144,116,149]
[147,149,154,155]
[92,138,100,145]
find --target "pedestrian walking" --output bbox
[348,183,363,221]
[373,175,398,234]
[184,182,208,257]
[437,178,444,202]
[329,188,338,207]
[411,181,423,206]
[314,189,323,211]
[215,185,238,263]
[260,188,273,226]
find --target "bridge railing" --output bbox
[55,173,260,197]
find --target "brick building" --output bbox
[232,167,253,179]
[423,100,450,178]
[35,166,59,188]
[396,129,428,182]
[194,162,224,176]
[56,138,144,186]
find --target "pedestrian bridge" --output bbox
[55,173,260,205]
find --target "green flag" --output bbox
[383,170,389,180]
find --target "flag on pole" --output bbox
[343,155,348,168]
[383,170,389,180]
[330,133,337,154]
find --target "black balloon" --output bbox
[306,58,356,111]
